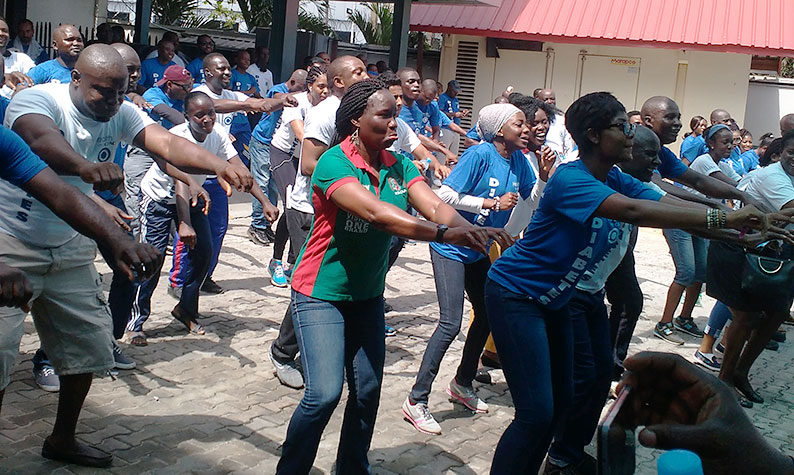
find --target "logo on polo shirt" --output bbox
[387,177,406,195]
[97,147,111,162]
[344,213,370,234]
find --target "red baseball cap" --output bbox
[156,65,193,86]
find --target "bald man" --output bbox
[710,108,732,126]
[24,24,83,85]
[641,96,770,344]
[0,44,253,467]
[780,113,794,135]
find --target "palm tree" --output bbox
[236,0,335,36]
[348,3,392,46]
[152,0,210,27]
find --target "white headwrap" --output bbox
[476,103,521,142]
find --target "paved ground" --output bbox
[2,199,793,474]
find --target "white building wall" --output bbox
[28,0,107,30]
[744,81,794,137]
[440,35,751,150]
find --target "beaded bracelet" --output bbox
[492,196,501,211]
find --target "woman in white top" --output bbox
[267,64,329,286]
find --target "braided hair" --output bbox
[307,63,327,85]
[333,78,388,146]
[508,92,556,126]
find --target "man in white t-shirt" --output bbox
[535,88,578,161]
[269,56,368,389]
[247,45,273,96]
[0,17,34,98]
[0,45,253,467]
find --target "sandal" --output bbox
[735,380,764,404]
[171,306,206,335]
[125,331,147,347]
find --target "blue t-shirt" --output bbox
[438,107,453,129]
[186,57,205,85]
[0,127,48,187]
[28,59,72,85]
[679,134,706,163]
[438,93,460,125]
[230,69,259,129]
[142,86,183,130]
[431,142,536,263]
[399,100,440,137]
[740,149,759,173]
[0,96,9,124]
[726,146,747,176]
[139,57,176,89]
[488,160,663,309]
[657,146,688,179]
[466,125,481,142]
[252,82,289,144]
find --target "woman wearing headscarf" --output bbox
[276,79,512,474]
[483,92,790,474]
[402,103,551,435]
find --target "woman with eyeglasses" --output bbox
[482,92,788,474]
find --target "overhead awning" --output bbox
[410,0,794,56]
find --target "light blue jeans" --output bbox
[663,228,708,286]
[248,137,279,230]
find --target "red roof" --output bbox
[410,0,794,55]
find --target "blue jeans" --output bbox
[663,228,708,286]
[548,289,613,466]
[484,278,573,475]
[409,248,491,404]
[231,122,252,167]
[170,178,229,286]
[249,138,279,230]
[277,291,385,475]
[128,197,211,333]
[705,300,733,338]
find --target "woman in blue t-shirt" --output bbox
[483,92,786,474]
[402,103,550,435]
[680,115,707,164]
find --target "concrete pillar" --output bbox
[389,0,411,71]
[133,0,151,45]
[271,0,299,83]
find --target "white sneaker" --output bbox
[446,377,489,413]
[402,397,441,435]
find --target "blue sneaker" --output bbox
[269,259,288,288]
[385,325,397,337]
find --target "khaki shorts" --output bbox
[0,232,113,390]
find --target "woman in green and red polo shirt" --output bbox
[276,79,512,474]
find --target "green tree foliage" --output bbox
[348,3,392,46]
[152,0,210,27]
[236,0,335,36]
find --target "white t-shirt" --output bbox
[0,83,152,247]
[1,51,36,98]
[141,122,236,204]
[388,117,422,155]
[738,162,794,211]
[192,84,248,135]
[545,112,578,161]
[247,65,273,96]
[271,91,312,154]
[288,95,343,214]
[686,153,739,197]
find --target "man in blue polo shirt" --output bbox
[27,24,82,85]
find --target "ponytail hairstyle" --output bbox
[760,137,783,167]
[333,78,388,146]
[684,115,706,138]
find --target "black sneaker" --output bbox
[112,342,136,370]
[765,339,779,351]
[384,299,394,313]
[201,277,224,294]
[674,316,704,337]
[247,225,272,246]
[772,329,786,343]
[263,226,276,242]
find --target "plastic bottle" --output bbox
[657,449,704,475]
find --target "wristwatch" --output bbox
[435,224,449,243]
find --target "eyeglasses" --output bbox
[170,81,192,92]
[607,121,637,137]
[199,41,214,46]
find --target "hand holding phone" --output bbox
[597,386,635,475]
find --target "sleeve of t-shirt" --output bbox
[549,165,617,224]
[428,102,441,128]
[689,155,721,176]
[442,146,485,194]
[119,102,155,144]
[27,63,48,84]
[466,126,480,140]
[4,86,59,128]
[511,150,537,200]
[0,127,48,186]
[249,74,260,93]
[761,169,794,210]
[680,137,702,162]
[398,152,423,189]
[657,147,688,179]
[281,98,305,125]
[312,147,359,198]
[438,95,450,114]
[611,168,664,201]
[438,111,452,128]
[304,108,334,146]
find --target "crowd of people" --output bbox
[0,16,793,474]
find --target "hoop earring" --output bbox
[351,128,360,147]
